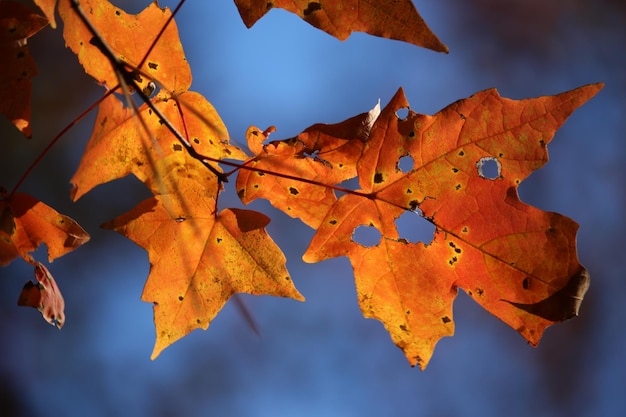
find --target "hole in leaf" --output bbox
[395,107,409,120]
[395,209,435,245]
[352,225,382,247]
[397,155,414,173]
[476,157,501,180]
[336,177,360,197]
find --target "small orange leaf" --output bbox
[18,262,65,329]
[0,191,89,266]
[102,178,304,358]
[234,0,448,52]
[0,1,48,137]
[236,102,379,228]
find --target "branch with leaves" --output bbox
[0,0,600,369]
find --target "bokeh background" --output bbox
[1,0,624,416]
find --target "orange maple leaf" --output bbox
[237,101,379,228]
[62,0,298,355]
[238,84,602,369]
[0,1,48,138]
[234,0,448,52]
[103,178,304,359]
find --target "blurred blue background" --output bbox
[1,0,624,416]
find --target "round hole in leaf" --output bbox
[397,154,414,173]
[395,209,435,245]
[395,107,409,120]
[352,225,382,247]
[476,157,501,180]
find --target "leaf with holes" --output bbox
[234,0,447,52]
[102,178,304,359]
[237,101,379,228]
[247,84,601,369]
[0,1,48,137]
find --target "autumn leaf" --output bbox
[0,1,48,138]
[102,178,304,359]
[58,0,191,94]
[0,191,89,266]
[18,262,65,329]
[234,0,448,52]
[70,92,245,201]
[240,84,601,369]
[236,100,379,228]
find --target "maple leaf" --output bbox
[58,0,191,94]
[0,1,48,138]
[237,101,379,228]
[102,178,304,359]
[240,84,601,369]
[18,262,65,329]
[234,0,448,52]
[0,191,89,266]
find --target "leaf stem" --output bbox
[9,89,116,199]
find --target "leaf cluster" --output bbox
[0,0,601,369]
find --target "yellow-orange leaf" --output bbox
[71,92,245,201]
[102,179,304,359]
[0,1,48,137]
[0,191,89,266]
[58,0,191,94]
[234,0,448,52]
[294,83,601,368]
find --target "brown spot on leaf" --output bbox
[374,173,384,184]
[303,2,321,16]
